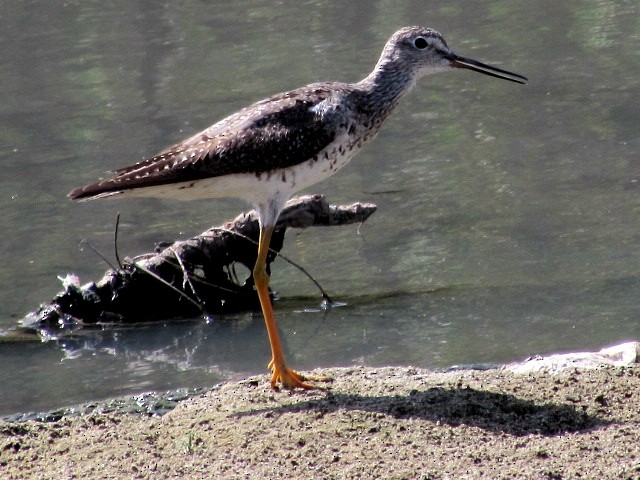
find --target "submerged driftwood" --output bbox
[23,195,376,332]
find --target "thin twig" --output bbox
[79,239,118,271]
[129,261,204,312]
[114,212,123,269]
[170,246,204,305]
[157,255,240,294]
[213,227,338,305]
[129,251,240,295]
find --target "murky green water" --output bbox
[1,1,638,416]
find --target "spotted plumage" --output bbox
[69,83,374,201]
[69,26,526,391]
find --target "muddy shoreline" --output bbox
[2,364,639,479]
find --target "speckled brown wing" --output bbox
[68,86,341,200]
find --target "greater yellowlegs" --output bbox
[69,26,527,390]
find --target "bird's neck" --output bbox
[357,57,418,115]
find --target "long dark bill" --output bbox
[448,54,528,84]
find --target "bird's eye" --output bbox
[413,37,428,49]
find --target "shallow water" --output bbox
[1,1,639,415]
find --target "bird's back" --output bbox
[68,81,372,202]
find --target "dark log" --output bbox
[23,195,376,332]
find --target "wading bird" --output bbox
[69,26,527,390]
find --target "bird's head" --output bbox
[383,26,527,84]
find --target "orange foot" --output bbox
[268,359,332,391]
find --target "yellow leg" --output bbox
[253,224,331,391]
